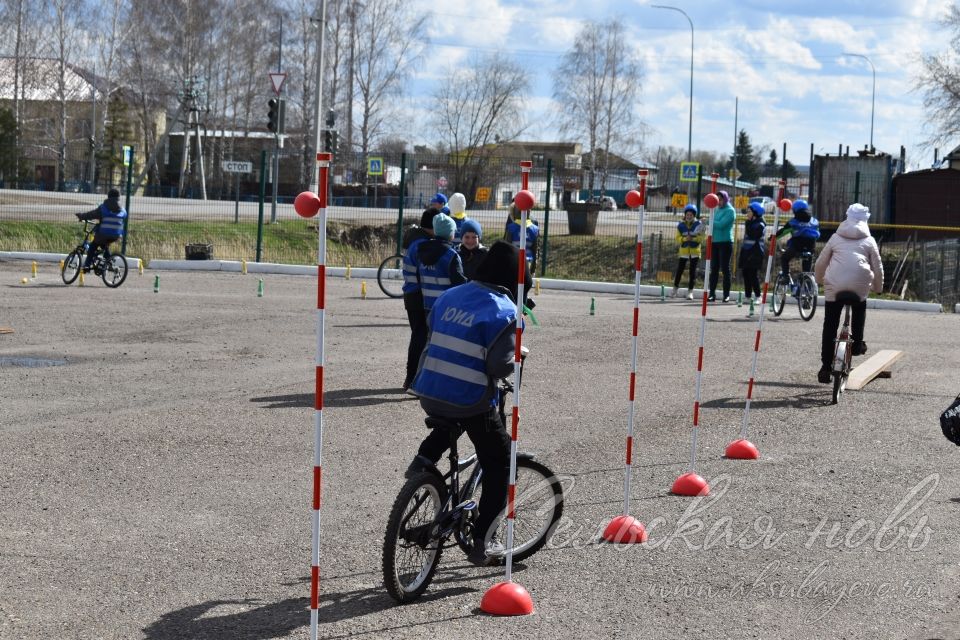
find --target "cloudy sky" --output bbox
[405,0,955,169]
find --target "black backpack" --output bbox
[940,393,960,446]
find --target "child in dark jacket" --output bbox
[457,218,488,280]
[738,202,767,301]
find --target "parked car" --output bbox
[589,195,617,211]
[747,196,775,215]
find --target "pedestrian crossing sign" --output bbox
[680,162,699,182]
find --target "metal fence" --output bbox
[1,146,958,308]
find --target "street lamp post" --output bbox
[843,53,875,151]
[652,4,694,161]
[309,0,328,193]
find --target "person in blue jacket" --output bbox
[737,202,767,302]
[407,241,523,566]
[504,203,539,273]
[75,188,127,271]
[778,199,820,276]
[708,190,736,302]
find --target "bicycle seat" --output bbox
[835,291,861,304]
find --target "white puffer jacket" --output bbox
[814,218,883,302]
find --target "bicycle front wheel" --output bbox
[832,372,846,404]
[465,457,564,563]
[382,472,446,604]
[61,249,83,285]
[101,254,128,288]
[772,275,788,316]
[377,254,405,298]
[798,274,818,321]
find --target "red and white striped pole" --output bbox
[602,170,649,544]
[293,152,331,640]
[671,173,720,497]
[726,181,789,460]
[481,160,535,616]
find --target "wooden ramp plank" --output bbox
[847,349,903,391]
[0,327,14,334]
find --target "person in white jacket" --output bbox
[814,203,884,384]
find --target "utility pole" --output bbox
[271,16,283,223]
[309,0,328,193]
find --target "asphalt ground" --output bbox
[1,260,959,640]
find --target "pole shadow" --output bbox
[250,387,415,409]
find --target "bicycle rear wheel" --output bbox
[463,457,564,563]
[61,249,83,285]
[383,472,446,603]
[101,254,128,288]
[772,275,788,316]
[798,274,818,321]
[377,254,405,298]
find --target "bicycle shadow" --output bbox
[250,387,415,409]
[700,389,827,410]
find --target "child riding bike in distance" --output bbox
[777,199,820,277]
[813,203,884,384]
[75,188,127,271]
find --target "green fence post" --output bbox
[122,147,134,255]
[541,159,552,277]
[695,163,703,209]
[854,170,861,203]
[257,149,267,262]
[396,152,407,255]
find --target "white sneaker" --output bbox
[671,287,679,298]
[686,290,693,300]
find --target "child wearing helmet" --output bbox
[504,202,540,273]
[777,199,820,276]
[738,202,767,302]
[457,218,488,280]
[672,204,702,299]
[448,192,468,244]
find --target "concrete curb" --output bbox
[4,252,947,314]
[1,250,143,270]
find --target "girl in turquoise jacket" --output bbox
[708,190,736,302]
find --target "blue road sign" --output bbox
[680,162,700,182]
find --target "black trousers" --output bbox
[84,234,117,267]
[781,239,815,274]
[416,407,511,546]
[741,267,761,298]
[709,242,733,298]
[820,299,866,366]
[674,257,699,290]
[403,292,427,386]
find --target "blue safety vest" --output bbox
[412,282,516,414]
[786,217,820,243]
[741,219,766,252]
[402,237,426,294]
[506,220,539,263]
[418,245,459,310]
[452,216,466,245]
[98,203,127,238]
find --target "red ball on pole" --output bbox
[703,192,719,209]
[295,191,321,218]
[778,198,793,212]
[625,190,642,209]
[514,189,536,211]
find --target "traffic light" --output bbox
[323,129,334,153]
[330,131,339,154]
[267,98,285,133]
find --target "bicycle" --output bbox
[772,250,818,321]
[382,353,564,604]
[830,292,860,405]
[376,253,405,298]
[61,221,128,288]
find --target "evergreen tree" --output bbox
[762,149,778,176]
[727,129,759,183]
[781,158,799,178]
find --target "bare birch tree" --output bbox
[432,53,530,206]
[917,3,960,149]
[552,19,644,194]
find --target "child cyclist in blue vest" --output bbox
[75,188,127,271]
[738,202,767,303]
[407,241,530,566]
[504,203,539,273]
[777,199,820,276]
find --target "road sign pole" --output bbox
[235,173,240,224]
[257,150,267,261]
